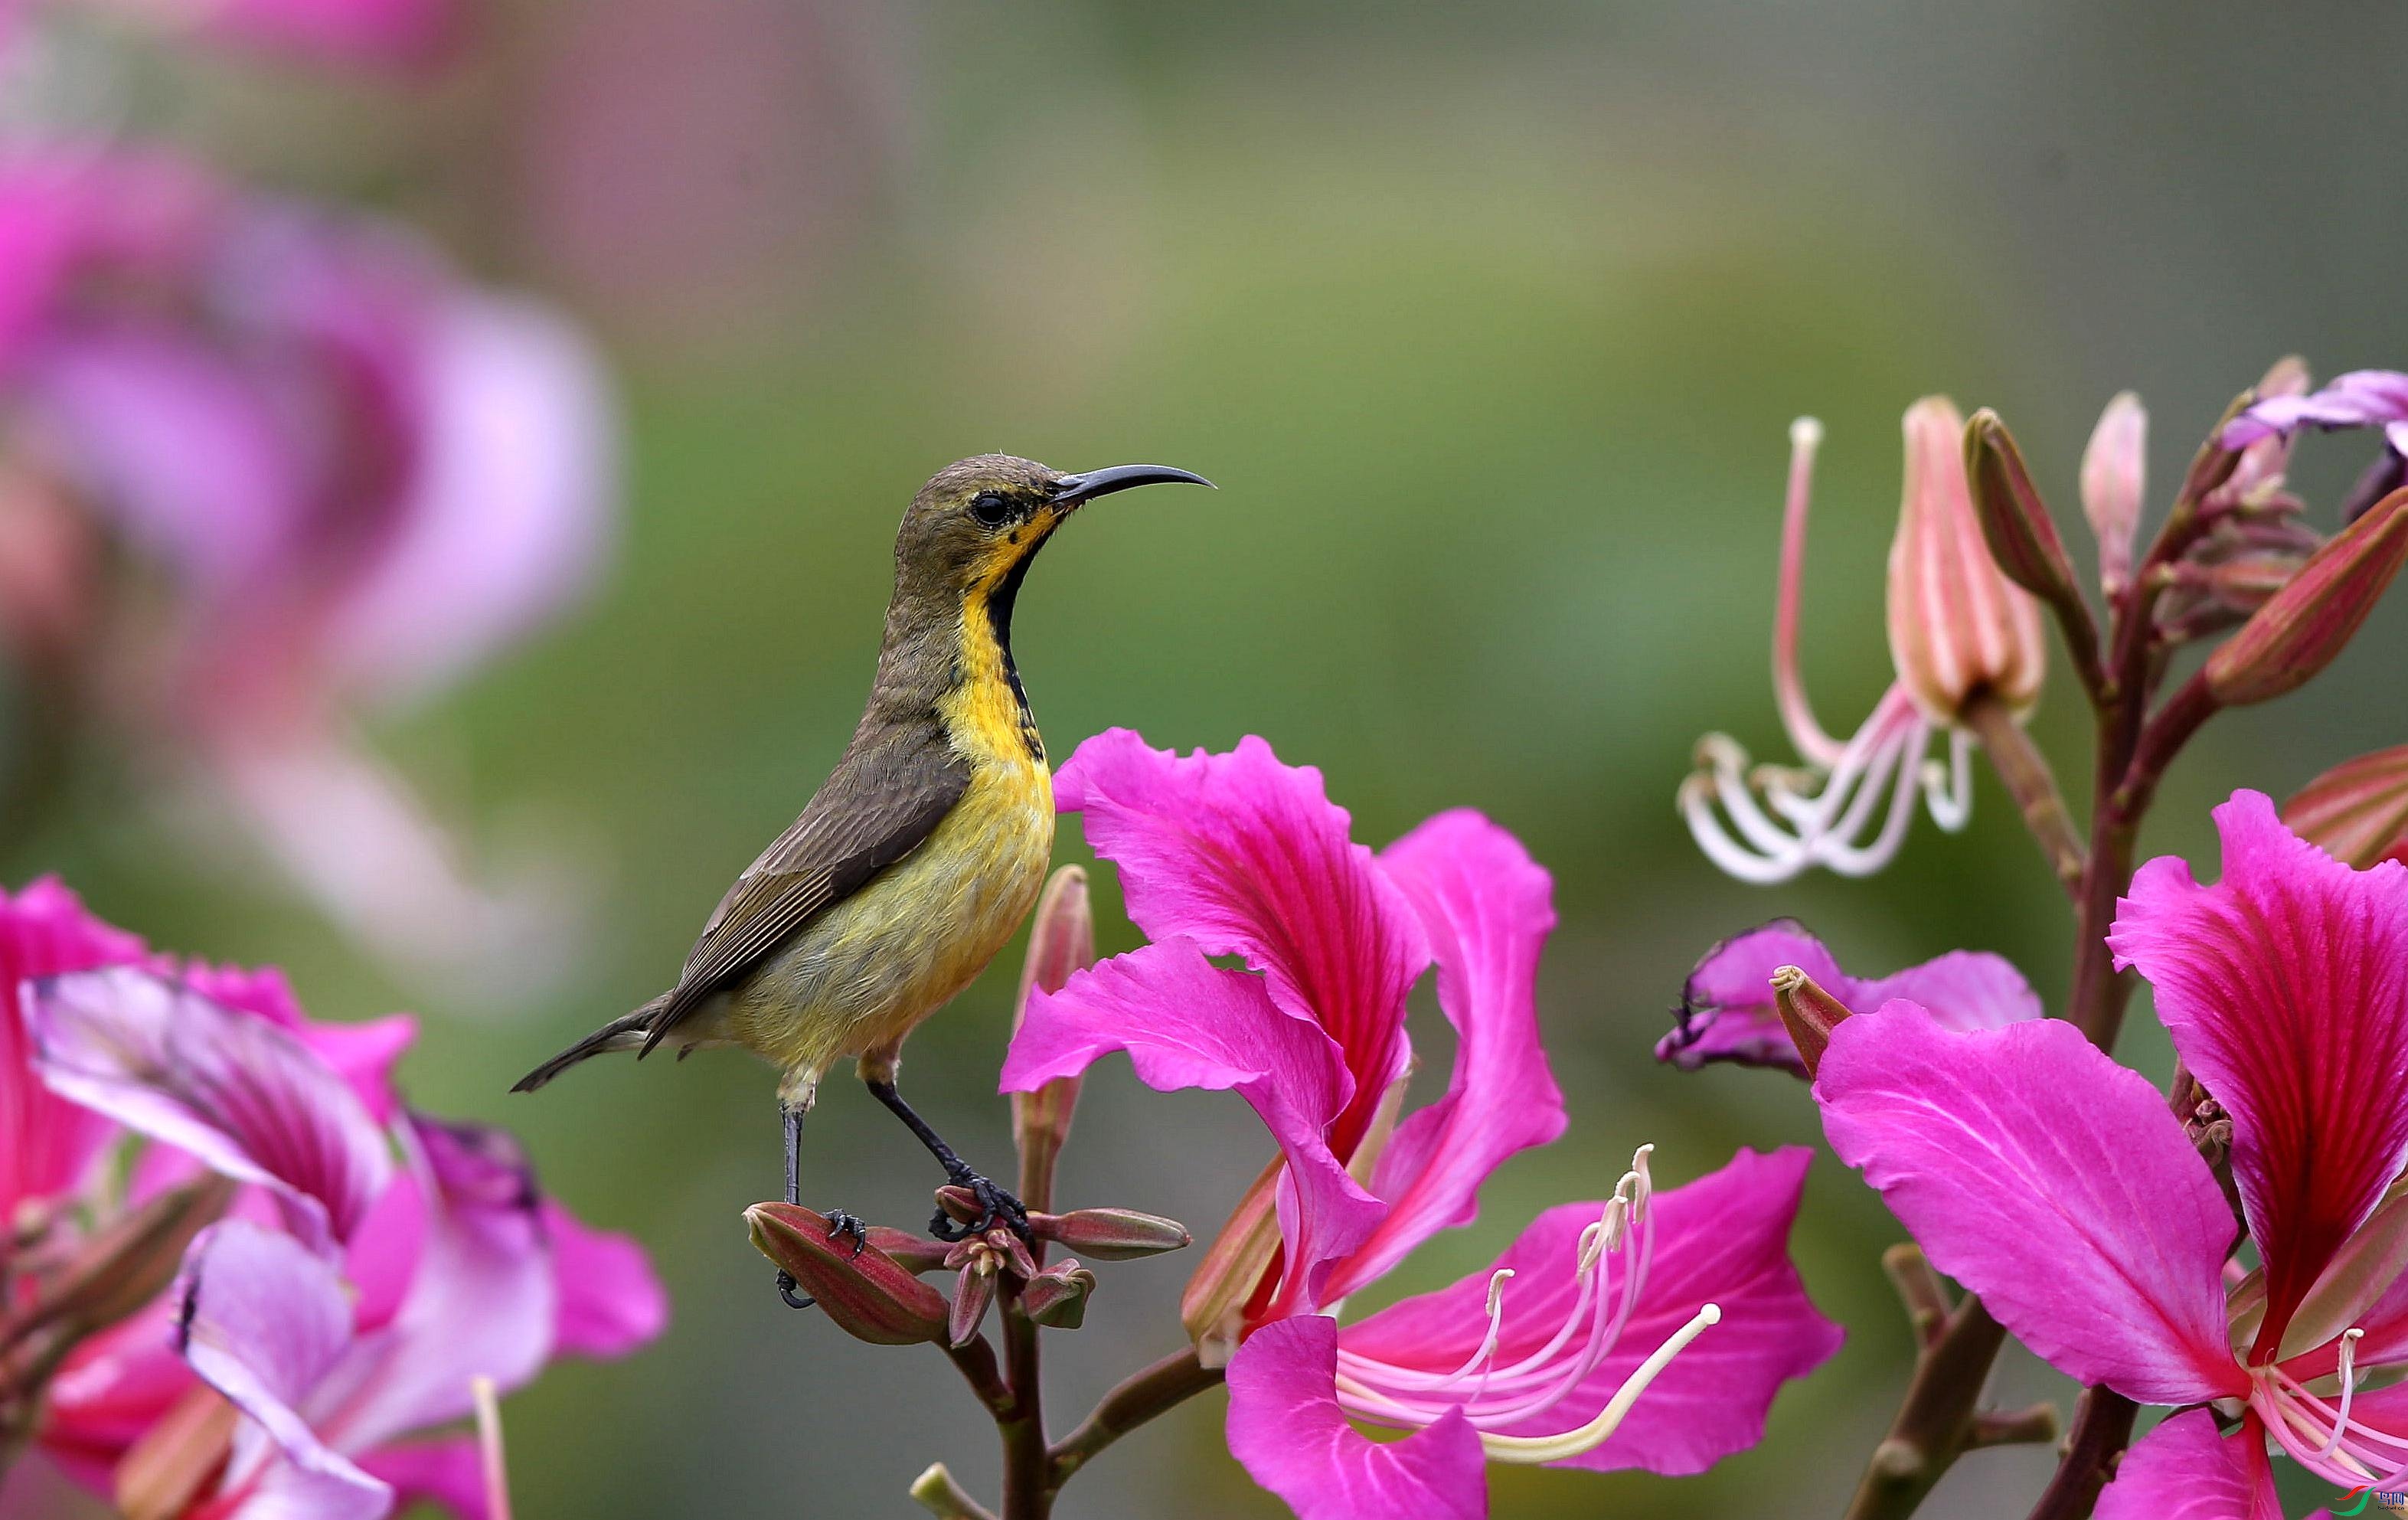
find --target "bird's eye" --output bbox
[970,492,1011,528]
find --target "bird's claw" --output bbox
[825,1208,868,1257]
[775,1270,815,1311]
[930,1172,1030,1243]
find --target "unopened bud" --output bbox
[1012,866,1095,1211]
[2205,487,2408,705]
[747,1204,949,1345]
[1965,410,2086,626]
[25,1176,235,1344]
[934,1185,983,1226]
[2080,392,2146,596]
[1887,397,2046,724]
[949,1261,998,1347]
[1018,1260,1098,1329]
[865,1226,953,1274]
[2284,745,2408,869]
[1180,1164,1282,1366]
[1769,964,1857,1079]
[1031,1207,1191,1260]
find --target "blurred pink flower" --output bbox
[1003,731,1839,1519]
[0,879,145,1228]
[8,907,665,1519]
[3,0,456,70]
[0,146,617,995]
[1656,920,2040,1077]
[1815,792,2408,1511]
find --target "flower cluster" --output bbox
[0,880,665,1518]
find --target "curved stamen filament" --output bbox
[1480,1304,1722,1465]
[2317,1329,2369,1461]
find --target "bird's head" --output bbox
[894,454,1213,604]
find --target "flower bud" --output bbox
[36,1176,236,1339]
[865,1226,952,1274]
[2284,745,2408,869]
[1031,1207,1191,1260]
[1011,866,1095,1210]
[2080,392,2146,596]
[1180,1165,1282,1367]
[1769,964,1857,1079]
[1018,1260,1098,1329]
[747,1204,949,1345]
[949,1262,997,1348]
[1887,397,2046,724]
[1965,409,2086,625]
[2205,486,2408,705]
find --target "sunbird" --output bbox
[515,454,1211,1306]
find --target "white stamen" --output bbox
[1479,1303,1723,1464]
[2315,1328,2368,1461]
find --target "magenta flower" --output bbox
[1003,731,1841,1518]
[0,147,616,995]
[2226,369,2408,458]
[1680,400,2045,884]
[1813,792,2408,1512]
[3,896,664,1518]
[0,880,144,1229]
[1655,920,2041,1077]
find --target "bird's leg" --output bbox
[775,1104,866,1312]
[864,1079,1030,1243]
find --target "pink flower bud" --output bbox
[2284,745,2408,869]
[1030,1207,1191,1260]
[2080,392,2147,597]
[747,1203,949,1345]
[1887,397,2046,724]
[33,1176,235,1340]
[2205,487,2408,705]
[949,1262,997,1348]
[1011,866,1096,1209]
[1769,964,1857,1080]
[1018,1260,1098,1329]
[1965,409,2085,620]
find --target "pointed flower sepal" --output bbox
[747,1203,949,1346]
[7,1176,236,1349]
[1888,397,2046,725]
[1018,1261,1099,1329]
[1769,965,1857,1079]
[1029,1207,1191,1260]
[2205,485,2408,704]
[943,1227,1039,1347]
[2285,745,2408,868]
[1011,865,1096,1195]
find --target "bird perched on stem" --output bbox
[514,454,1211,1307]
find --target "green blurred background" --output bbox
[19,0,2408,1514]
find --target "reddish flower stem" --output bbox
[1047,1345,1224,1489]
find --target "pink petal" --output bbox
[1329,812,1565,1299]
[27,966,392,1251]
[542,1199,668,1358]
[1226,1315,1488,1520]
[1056,730,1427,1155]
[2109,789,2408,1355]
[173,1221,390,1520]
[1341,1148,1843,1476]
[1003,941,1384,1306]
[177,963,417,1124]
[2095,1410,2285,1520]
[0,879,145,1219]
[356,1437,488,1520]
[1659,923,2039,1077]
[1815,1002,2242,1404]
[318,1115,556,1455]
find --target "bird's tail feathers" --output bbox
[511,992,673,1093]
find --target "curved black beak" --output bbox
[1048,464,1215,506]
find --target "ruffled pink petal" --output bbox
[1226,1315,1488,1520]
[1341,1148,1842,1476]
[1329,812,1566,1299]
[27,966,392,1251]
[316,1115,556,1456]
[1055,730,1427,1154]
[357,1437,488,1520]
[172,1221,390,1520]
[177,963,417,1124]
[543,1199,668,1359]
[2094,1410,2286,1520]
[1658,923,2039,1077]
[2110,789,2408,1355]
[1003,940,1384,1304]
[0,879,145,1219]
[1815,1003,2242,1404]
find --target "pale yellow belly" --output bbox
[721,757,1054,1106]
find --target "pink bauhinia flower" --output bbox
[1680,399,2044,883]
[1812,791,2408,1514]
[2,902,664,1518]
[1003,731,1841,1519]
[1655,920,2040,1077]
[0,146,616,999]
